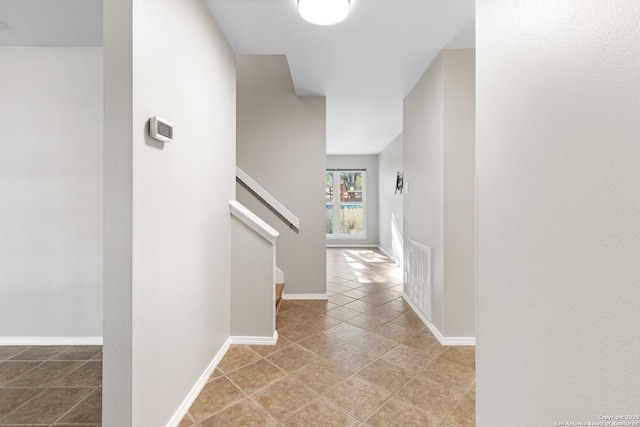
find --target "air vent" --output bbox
[407,240,432,321]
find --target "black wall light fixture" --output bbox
[395,171,404,194]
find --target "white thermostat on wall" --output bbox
[149,116,173,143]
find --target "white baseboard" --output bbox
[376,245,403,266]
[282,293,329,300]
[0,336,103,346]
[230,331,278,346]
[402,293,476,346]
[166,331,280,426]
[326,244,378,248]
[166,337,232,427]
[438,335,476,346]
[376,245,394,260]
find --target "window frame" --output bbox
[326,169,367,239]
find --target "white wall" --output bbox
[236,55,326,297]
[477,1,640,423]
[0,47,103,341]
[326,155,379,247]
[403,49,476,339]
[377,134,404,264]
[103,0,236,425]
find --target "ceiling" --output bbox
[0,0,475,155]
[205,0,475,154]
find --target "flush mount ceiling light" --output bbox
[298,0,351,26]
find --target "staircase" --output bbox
[276,283,284,312]
[231,168,300,339]
[276,267,285,312]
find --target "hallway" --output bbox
[0,248,475,426]
[180,248,475,426]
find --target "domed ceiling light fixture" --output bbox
[297,0,351,26]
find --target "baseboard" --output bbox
[326,244,401,266]
[166,337,232,427]
[326,244,378,248]
[438,335,476,346]
[166,330,281,426]
[230,331,278,346]
[402,293,476,346]
[376,245,403,266]
[376,245,394,259]
[282,293,329,300]
[0,336,103,346]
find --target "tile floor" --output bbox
[0,345,102,426]
[180,248,476,427]
[0,248,475,426]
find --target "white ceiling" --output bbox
[205,0,475,154]
[0,0,475,155]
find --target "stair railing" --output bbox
[236,166,300,231]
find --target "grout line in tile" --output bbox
[0,359,48,387]
[0,387,49,424]
[464,379,476,394]
[0,346,33,361]
[243,394,283,427]
[255,374,321,423]
[222,359,285,396]
[394,365,467,423]
[183,409,198,425]
[196,374,254,423]
[50,386,100,426]
[280,395,357,426]
[52,360,92,387]
[215,347,264,376]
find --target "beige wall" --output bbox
[442,49,476,337]
[236,55,326,297]
[103,0,236,425]
[231,216,275,338]
[404,52,445,330]
[378,134,404,264]
[403,49,476,339]
[477,0,640,423]
[0,47,103,340]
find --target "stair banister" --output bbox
[229,200,279,243]
[236,166,301,231]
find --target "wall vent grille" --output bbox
[407,240,432,322]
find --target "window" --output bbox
[326,170,365,237]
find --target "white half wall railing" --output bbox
[229,200,279,343]
[229,200,279,244]
[236,166,301,231]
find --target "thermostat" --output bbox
[149,116,173,143]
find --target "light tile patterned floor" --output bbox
[0,345,102,426]
[180,248,476,427]
[0,249,475,426]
